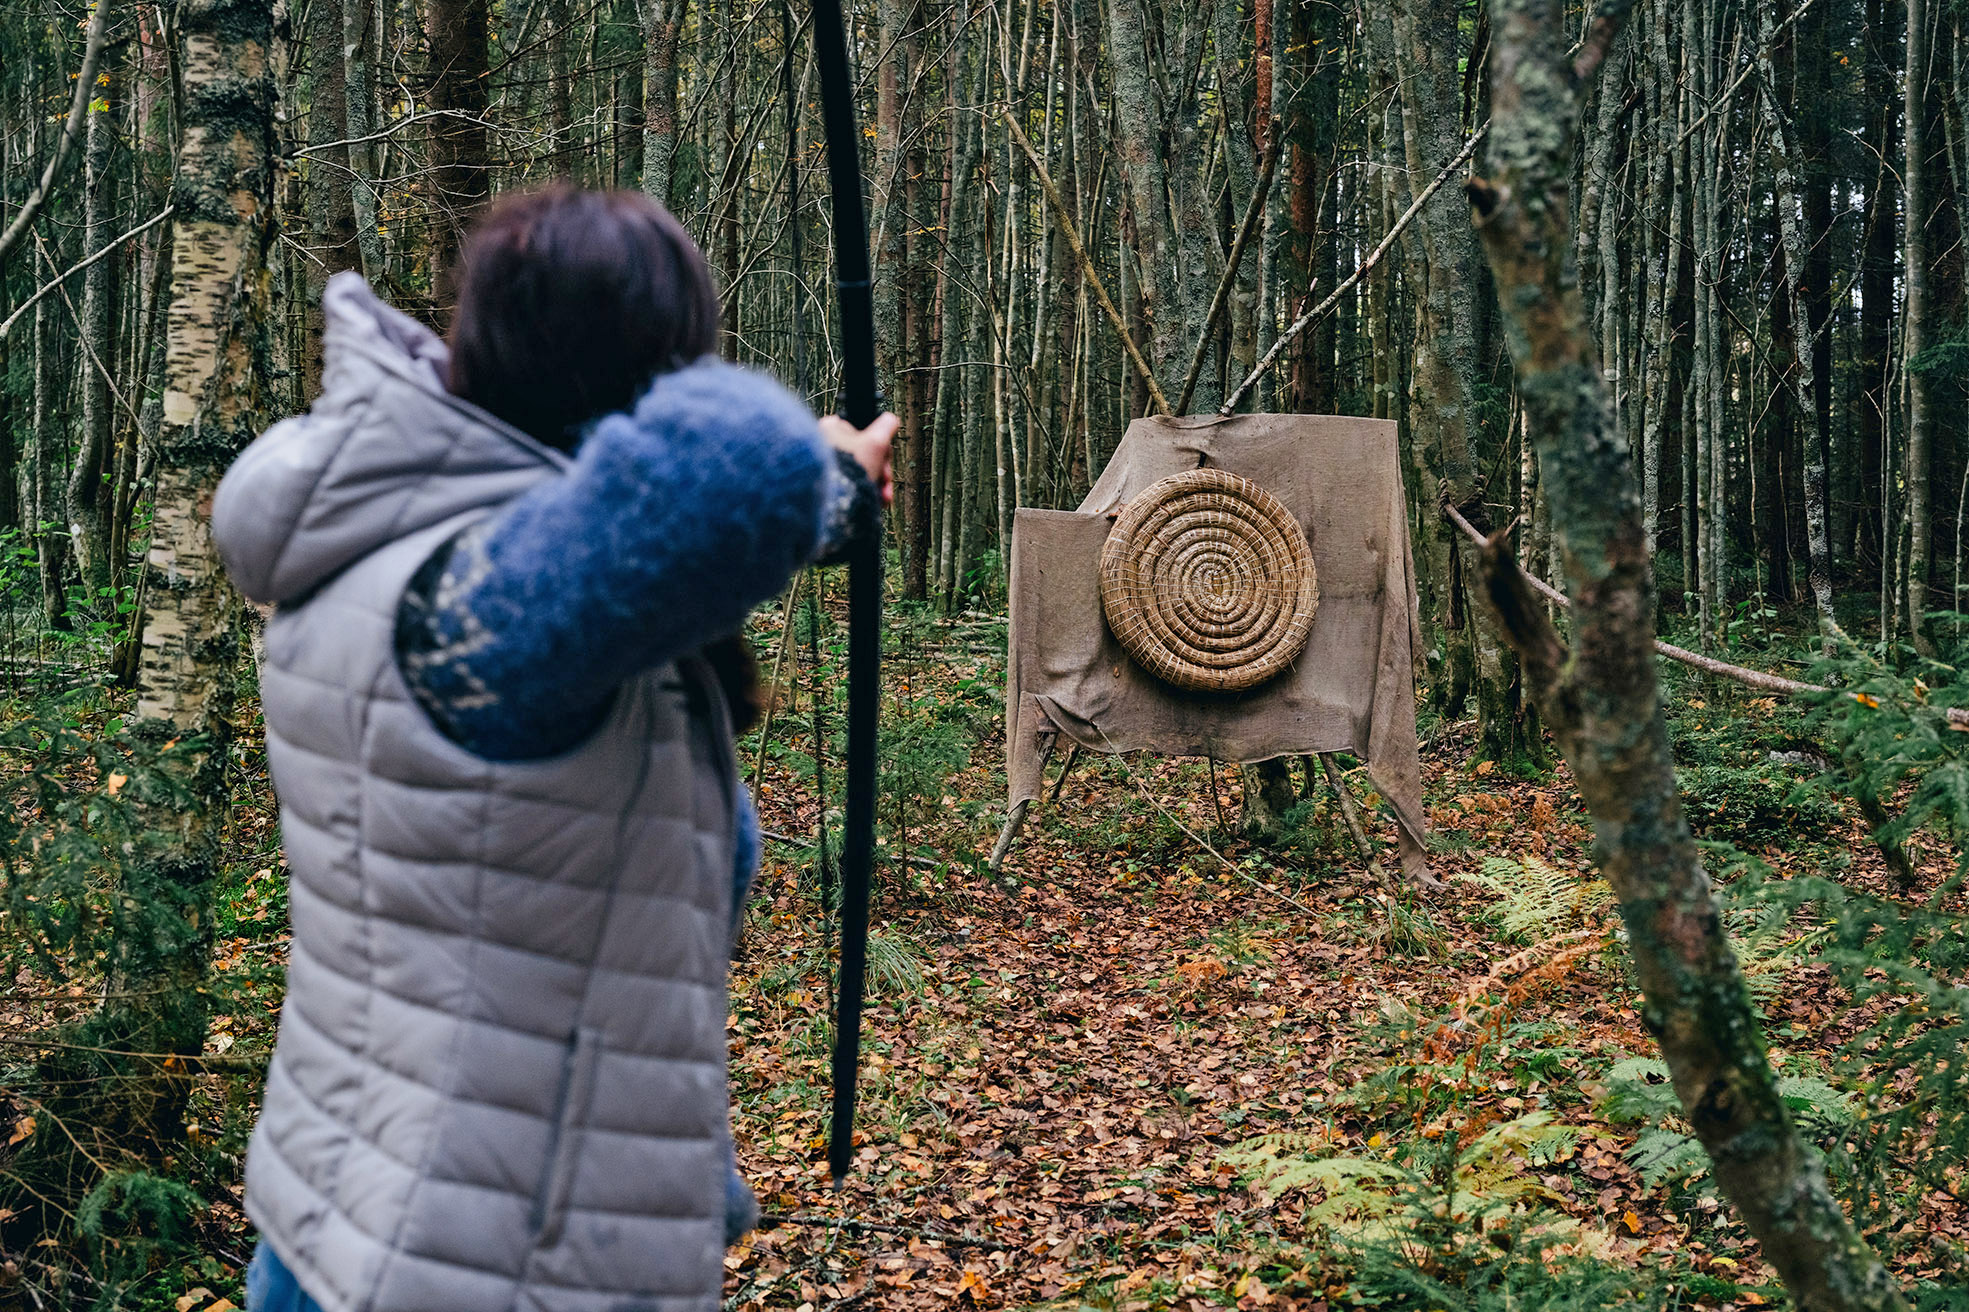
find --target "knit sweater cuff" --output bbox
[814,449,881,567]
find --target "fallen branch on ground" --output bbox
[1442,501,1969,727]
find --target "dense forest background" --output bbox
[2,0,1965,695]
[2,0,1968,1306]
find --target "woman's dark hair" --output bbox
[446,186,763,730]
[447,185,721,451]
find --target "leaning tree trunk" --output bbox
[1464,0,1907,1306]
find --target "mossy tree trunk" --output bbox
[1465,0,1906,1305]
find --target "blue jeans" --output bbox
[245,1243,324,1312]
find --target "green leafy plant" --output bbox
[1678,763,1842,842]
[1223,1111,1584,1239]
[1460,854,1612,942]
[1598,1055,1853,1194]
[1776,643,1969,1259]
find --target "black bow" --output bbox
[809,0,882,1188]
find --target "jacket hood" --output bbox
[213,272,569,605]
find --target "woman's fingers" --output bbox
[820,412,899,506]
[866,413,897,505]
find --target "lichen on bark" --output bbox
[1464,0,1907,1306]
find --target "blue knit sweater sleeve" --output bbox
[395,360,849,761]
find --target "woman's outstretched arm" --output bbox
[395,359,888,760]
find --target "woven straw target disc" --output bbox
[1098,468,1318,693]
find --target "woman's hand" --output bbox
[818,412,898,507]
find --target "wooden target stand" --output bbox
[990,113,1438,892]
[988,737,1394,890]
[990,467,1402,889]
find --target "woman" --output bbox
[213,186,894,1312]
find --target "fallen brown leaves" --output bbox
[718,654,1969,1311]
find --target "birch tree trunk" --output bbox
[1466,0,1907,1303]
[126,0,272,1109]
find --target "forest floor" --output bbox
[15,606,1964,1311]
[713,608,1967,1311]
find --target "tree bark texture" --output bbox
[1466,0,1908,1305]
[426,0,491,313]
[145,0,273,732]
[1756,3,1836,649]
[1903,0,1933,650]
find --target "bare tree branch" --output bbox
[1221,123,1487,416]
[1001,105,1171,416]
[0,0,116,268]
[0,206,172,340]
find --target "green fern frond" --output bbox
[1462,855,1613,942]
[1627,1127,1710,1191]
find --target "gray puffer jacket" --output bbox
[214,281,766,1312]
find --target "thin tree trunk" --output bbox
[639,0,682,203]
[344,0,385,281]
[68,81,114,591]
[30,299,69,629]
[1757,3,1837,649]
[427,0,491,314]
[1857,0,1897,576]
[1904,0,1934,651]
[304,0,359,394]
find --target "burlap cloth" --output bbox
[1006,412,1431,877]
